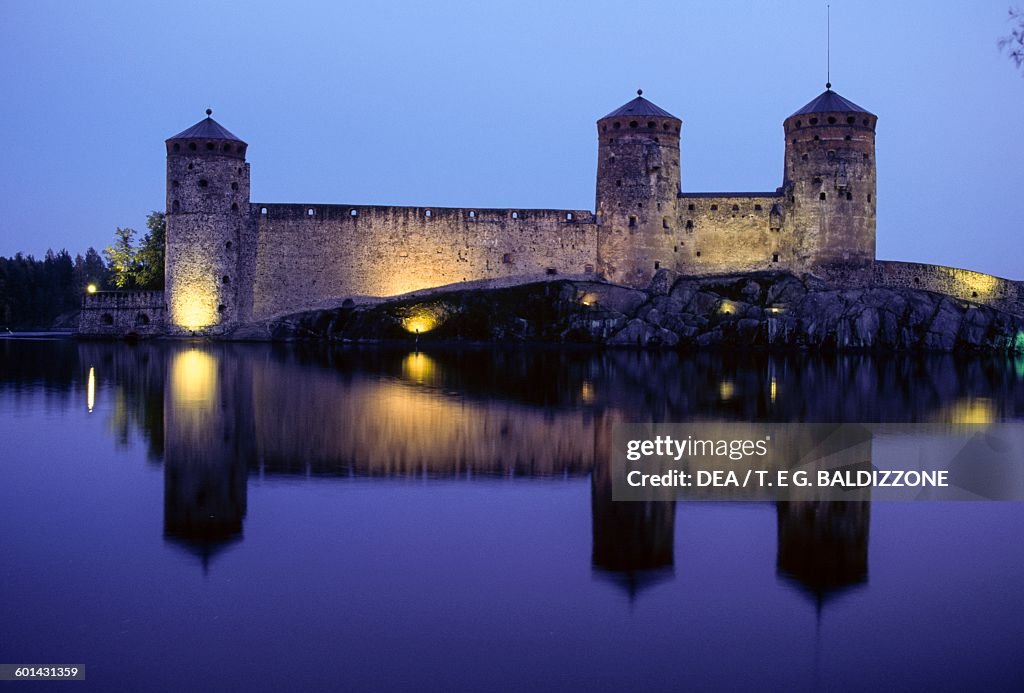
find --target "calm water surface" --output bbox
[1,340,1023,692]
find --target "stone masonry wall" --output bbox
[249,204,597,320]
[79,291,166,337]
[874,261,1024,316]
[672,193,791,274]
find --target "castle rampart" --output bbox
[79,291,166,337]
[249,203,596,320]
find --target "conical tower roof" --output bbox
[167,110,245,143]
[601,90,678,120]
[789,89,873,118]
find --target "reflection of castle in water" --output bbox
[69,342,1024,590]
[162,349,252,569]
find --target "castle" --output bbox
[79,87,1023,337]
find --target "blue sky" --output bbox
[1,0,1022,278]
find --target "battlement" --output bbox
[79,291,166,337]
[251,203,595,225]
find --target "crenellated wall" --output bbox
[79,291,166,337]
[248,204,597,320]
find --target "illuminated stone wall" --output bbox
[873,261,1024,315]
[248,204,597,321]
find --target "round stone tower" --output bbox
[595,91,682,287]
[782,87,877,270]
[164,110,249,333]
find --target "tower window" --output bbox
[102,313,114,326]
[772,253,779,263]
[629,121,638,128]
[813,177,822,186]
[802,154,808,161]
[863,154,870,162]
[206,142,214,150]
[688,204,695,211]
[820,192,826,200]
[236,145,244,153]
[566,212,574,221]
[616,179,622,187]
[827,116,836,124]
[789,196,795,203]
[731,204,739,211]
[468,210,477,218]
[217,304,226,313]
[172,180,179,188]
[813,135,820,141]
[809,117,818,125]
[510,211,517,219]
[613,122,621,130]
[607,139,614,145]
[546,267,558,275]
[654,261,660,270]
[754,204,762,211]
[685,220,693,230]
[198,179,208,188]
[847,116,856,124]
[795,120,802,128]
[695,251,701,257]
[628,216,637,228]
[710,204,718,211]
[862,118,869,126]
[425,209,432,218]
[261,207,268,215]
[237,167,242,175]
[135,313,150,326]
[223,143,232,152]
[647,121,656,129]
[867,194,872,202]
[663,123,670,131]
[845,135,852,141]
[173,143,180,152]
[189,143,197,151]
[231,203,238,211]
[232,182,239,191]
[662,218,669,229]
[307,208,314,216]
[222,276,230,284]
[503,253,512,264]
[350,209,358,217]
[172,200,179,212]
[846,192,852,201]
[225,241,232,250]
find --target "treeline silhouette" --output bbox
[0,248,109,329]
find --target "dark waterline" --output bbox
[1,340,1023,692]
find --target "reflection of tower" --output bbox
[163,347,252,569]
[775,500,870,609]
[590,412,675,598]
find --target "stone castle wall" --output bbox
[248,203,597,320]
[79,291,166,337]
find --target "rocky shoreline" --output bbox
[260,270,1024,352]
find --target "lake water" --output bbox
[1,340,1023,691]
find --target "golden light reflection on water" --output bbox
[87,367,95,413]
[171,350,218,410]
[719,380,735,400]
[581,380,595,404]
[945,398,996,425]
[401,352,439,386]
[769,377,777,404]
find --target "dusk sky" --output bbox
[2,0,1022,279]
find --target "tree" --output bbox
[102,212,165,290]
[134,211,165,290]
[104,227,140,289]
[999,7,1024,72]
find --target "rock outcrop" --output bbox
[263,270,1024,352]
